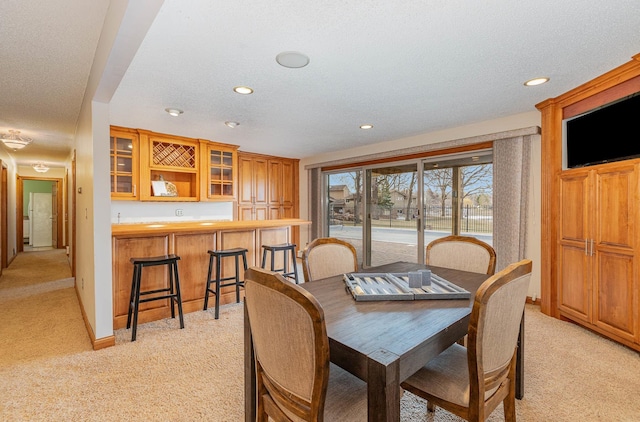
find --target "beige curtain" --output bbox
[492,136,532,271]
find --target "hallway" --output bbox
[0,249,91,366]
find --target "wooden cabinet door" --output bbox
[201,141,238,201]
[558,171,591,322]
[592,164,637,341]
[110,127,139,200]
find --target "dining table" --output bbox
[244,261,525,422]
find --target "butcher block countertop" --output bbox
[111,218,311,236]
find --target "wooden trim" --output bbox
[322,142,494,172]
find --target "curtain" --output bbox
[493,135,532,271]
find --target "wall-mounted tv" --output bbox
[564,92,640,169]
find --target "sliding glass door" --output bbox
[327,171,364,265]
[323,150,493,268]
[367,163,419,266]
[423,154,493,248]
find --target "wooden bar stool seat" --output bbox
[204,247,249,319]
[127,254,184,342]
[260,243,298,284]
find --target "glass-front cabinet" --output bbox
[110,127,139,200]
[200,140,238,201]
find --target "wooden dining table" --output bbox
[244,261,523,422]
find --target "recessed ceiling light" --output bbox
[524,77,549,87]
[165,108,183,116]
[276,51,310,68]
[360,124,373,130]
[225,121,239,128]
[233,86,254,94]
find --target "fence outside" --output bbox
[330,204,493,234]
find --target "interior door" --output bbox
[31,192,53,247]
[51,181,58,247]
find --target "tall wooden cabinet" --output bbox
[238,152,299,222]
[238,154,269,220]
[558,163,638,344]
[537,53,640,351]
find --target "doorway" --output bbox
[16,177,64,253]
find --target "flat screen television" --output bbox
[564,92,640,169]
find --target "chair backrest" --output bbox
[244,267,330,421]
[467,259,532,412]
[426,235,496,275]
[301,237,358,282]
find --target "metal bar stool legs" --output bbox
[260,243,299,284]
[126,254,185,342]
[203,247,249,319]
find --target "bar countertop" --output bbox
[111,218,311,236]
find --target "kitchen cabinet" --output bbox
[238,153,269,220]
[200,140,239,201]
[268,158,298,219]
[238,152,299,221]
[138,130,200,201]
[558,163,638,343]
[110,126,139,200]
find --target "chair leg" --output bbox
[203,254,214,311]
[169,262,176,319]
[173,261,185,329]
[234,254,241,303]
[215,255,222,320]
[126,265,137,329]
[131,265,143,342]
[427,402,436,413]
[290,248,299,284]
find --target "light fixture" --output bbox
[1,130,32,150]
[276,51,310,69]
[524,77,549,86]
[33,162,49,173]
[360,124,373,130]
[224,121,239,128]
[233,86,254,95]
[164,108,184,117]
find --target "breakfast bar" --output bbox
[111,218,310,329]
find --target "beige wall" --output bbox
[298,110,542,298]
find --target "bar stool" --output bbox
[204,247,249,319]
[260,243,299,284]
[127,254,184,342]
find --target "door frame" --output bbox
[16,176,64,252]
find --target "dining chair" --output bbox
[301,237,358,282]
[400,258,532,422]
[244,267,367,421]
[426,235,497,275]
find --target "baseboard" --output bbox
[74,282,116,350]
[526,296,541,306]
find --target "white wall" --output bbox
[298,110,542,299]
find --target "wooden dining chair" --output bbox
[244,267,367,421]
[400,259,532,422]
[301,237,358,282]
[426,235,497,275]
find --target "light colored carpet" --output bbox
[1,250,640,421]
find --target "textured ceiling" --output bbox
[2,0,640,167]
